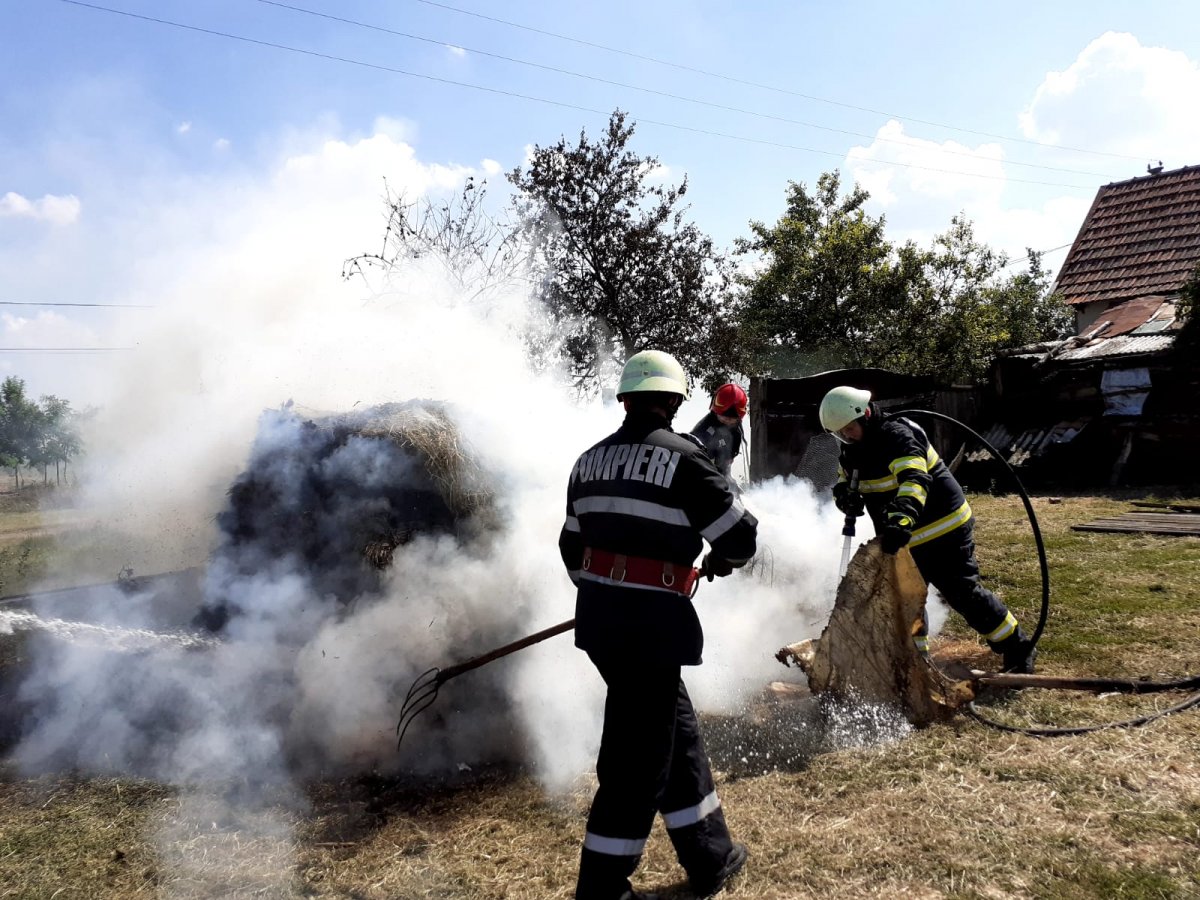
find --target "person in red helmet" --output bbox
[690,383,747,478]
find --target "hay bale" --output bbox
[198,400,496,630]
[777,539,968,726]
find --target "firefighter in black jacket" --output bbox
[560,350,758,900]
[689,383,747,478]
[819,385,1037,674]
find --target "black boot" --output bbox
[617,891,659,900]
[690,843,748,898]
[994,633,1038,674]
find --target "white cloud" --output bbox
[177,121,191,135]
[841,121,1089,267]
[847,120,1007,210]
[445,44,466,58]
[0,191,82,225]
[371,115,418,144]
[0,310,100,348]
[642,161,673,183]
[1020,32,1200,162]
[480,158,503,176]
[839,35,1200,268]
[213,137,230,151]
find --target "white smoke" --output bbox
[8,124,873,890]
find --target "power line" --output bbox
[998,242,1074,269]
[255,0,1109,179]
[411,0,1147,164]
[0,301,155,309]
[56,1,1099,190]
[0,348,134,353]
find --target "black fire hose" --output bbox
[896,408,1200,736]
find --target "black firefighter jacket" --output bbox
[837,412,973,549]
[689,412,744,477]
[559,410,758,666]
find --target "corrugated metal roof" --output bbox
[1055,333,1174,360]
[1053,164,1200,307]
[1091,296,1177,337]
[965,419,1088,465]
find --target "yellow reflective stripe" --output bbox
[897,482,928,504]
[908,501,973,547]
[985,612,1018,643]
[860,475,898,493]
[890,455,928,475]
[913,635,929,652]
[927,447,940,467]
[837,464,847,483]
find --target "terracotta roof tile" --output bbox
[1053,165,1200,306]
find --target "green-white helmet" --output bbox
[616,350,690,400]
[819,386,872,436]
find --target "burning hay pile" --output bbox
[198,400,498,630]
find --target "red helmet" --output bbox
[711,383,748,419]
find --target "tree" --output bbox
[1174,262,1200,354]
[0,378,82,487]
[343,176,524,306]
[508,110,733,393]
[733,173,1073,383]
[731,171,926,377]
[0,377,41,487]
[902,216,1072,383]
[35,395,81,485]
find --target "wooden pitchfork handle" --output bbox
[395,618,576,751]
[440,618,576,682]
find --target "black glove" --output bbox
[700,553,734,582]
[832,482,864,517]
[880,511,915,555]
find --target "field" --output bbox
[1,488,1199,898]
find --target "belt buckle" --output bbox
[662,563,675,588]
[609,553,626,583]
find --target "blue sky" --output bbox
[3,0,1200,405]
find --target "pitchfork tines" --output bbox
[395,666,445,750]
[392,617,578,753]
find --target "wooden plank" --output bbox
[1072,506,1200,536]
[1073,522,1200,535]
[1131,501,1200,514]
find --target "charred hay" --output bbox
[198,400,497,630]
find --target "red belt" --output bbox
[581,547,699,597]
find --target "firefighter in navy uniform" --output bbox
[559,350,758,900]
[690,383,748,478]
[818,385,1037,674]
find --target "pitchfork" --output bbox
[395,617,577,750]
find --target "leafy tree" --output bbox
[0,377,43,487]
[0,377,82,487]
[904,216,1072,383]
[508,110,733,393]
[1174,262,1200,353]
[733,173,1072,383]
[731,171,927,377]
[35,395,81,485]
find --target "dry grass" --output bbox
[2,490,1200,898]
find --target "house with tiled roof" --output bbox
[1054,162,1200,341]
[968,165,1200,487]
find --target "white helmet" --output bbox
[819,386,871,437]
[616,350,690,400]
